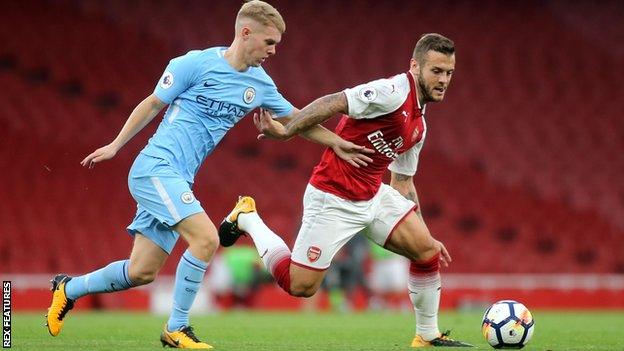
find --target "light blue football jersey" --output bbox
[141,47,294,183]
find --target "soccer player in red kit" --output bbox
[220,33,472,348]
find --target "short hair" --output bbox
[237,0,286,33]
[412,33,455,63]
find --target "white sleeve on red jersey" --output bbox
[387,119,428,176]
[343,74,409,119]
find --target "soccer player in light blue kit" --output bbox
[46,1,372,348]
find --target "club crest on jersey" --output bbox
[243,87,256,104]
[307,246,322,263]
[160,71,174,89]
[358,86,378,102]
[181,191,195,204]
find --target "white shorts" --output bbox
[291,183,416,270]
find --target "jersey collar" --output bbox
[406,71,425,113]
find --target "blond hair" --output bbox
[237,0,286,33]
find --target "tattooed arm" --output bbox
[285,92,348,137]
[253,94,373,167]
[390,171,424,222]
[255,92,348,140]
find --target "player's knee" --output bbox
[190,232,219,258]
[128,266,159,286]
[421,238,438,256]
[289,281,319,298]
[289,287,317,298]
[202,232,220,252]
[405,237,438,261]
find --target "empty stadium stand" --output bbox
[2,0,623,276]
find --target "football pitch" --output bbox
[11,310,624,350]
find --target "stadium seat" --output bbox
[2,0,622,274]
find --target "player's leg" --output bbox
[384,212,443,342]
[166,212,218,331]
[366,184,472,347]
[288,264,326,297]
[220,196,326,297]
[385,214,469,347]
[157,211,217,349]
[66,232,167,298]
[46,232,168,337]
[127,232,169,284]
[127,157,214,348]
[218,196,295,293]
[219,185,367,298]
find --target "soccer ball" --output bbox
[482,300,534,349]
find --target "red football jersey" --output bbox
[310,72,427,201]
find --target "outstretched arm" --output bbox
[256,92,348,141]
[81,94,166,168]
[254,93,374,167]
[285,92,348,137]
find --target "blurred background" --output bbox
[1,0,623,313]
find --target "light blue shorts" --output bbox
[126,153,204,254]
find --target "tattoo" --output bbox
[286,92,347,136]
[394,174,411,182]
[415,208,424,222]
[405,191,416,202]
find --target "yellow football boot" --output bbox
[46,274,74,336]
[160,325,213,349]
[410,330,474,347]
[218,196,256,247]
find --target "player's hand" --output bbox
[434,239,452,267]
[254,108,290,140]
[332,139,375,168]
[81,144,119,169]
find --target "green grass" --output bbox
[11,310,624,350]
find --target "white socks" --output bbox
[408,272,441,341]
[237,212,290,270]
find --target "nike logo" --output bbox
[408,289,418,295]
[260,249,269,259]
[184,276,202,284]
[204,82,217,88]
[163,331,180,346]
[105,282,116,292]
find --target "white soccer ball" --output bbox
[482,300,535,349]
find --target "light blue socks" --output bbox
[167,250,208,332]
[65,260,134,300]
[63,250,208,332]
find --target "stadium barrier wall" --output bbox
[4,274,624,312]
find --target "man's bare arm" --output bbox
[276,108,341,147]
[255,92,348,141]
[253,94,373,167]
[81,94,166,167]
[283,92,348,137]
[390,172,424,222]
